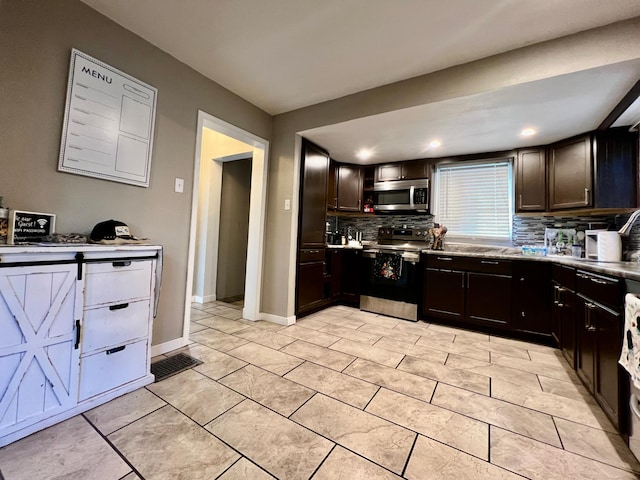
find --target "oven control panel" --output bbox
[377,227,429,242]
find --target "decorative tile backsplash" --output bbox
[328,211,640,258]
[327,214,435,241]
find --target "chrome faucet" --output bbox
[618,210,640,236]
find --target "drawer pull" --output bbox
[112,261,132,267]
[106,345,126,355]
[109,303,130,311]
[437,257,453,261]
[481,260,499,265]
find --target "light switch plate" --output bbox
[174,178,184,193]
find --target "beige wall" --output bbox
[0,0,272,346]
[217,158,252,300]
[264,17,640,318]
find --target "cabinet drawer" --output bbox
[85,260,152,307]
[82,300,150,353]
[576,269,622,310]
[464,257,512,275]
[425,254,468,270]
[79,339,148,401]
[552,264,576,290]
[299,249,325,263]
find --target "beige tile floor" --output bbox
[2,302,640,479]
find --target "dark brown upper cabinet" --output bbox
[548,135,593,210]
[515,148,546,212]
[299,140,329,248]
[327,160,337,211]
[336,164,363,212]
[593,128,638,208]
[375,159,429,182]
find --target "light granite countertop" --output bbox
[420,244,640,281]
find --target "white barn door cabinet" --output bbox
[0,245,161,447]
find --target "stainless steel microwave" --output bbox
[373,178,429,212]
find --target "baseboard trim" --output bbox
[260,312,296,326]
[191,294,216,304]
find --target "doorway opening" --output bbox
[183,111,268,343]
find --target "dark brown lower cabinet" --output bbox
[340,249,361,305]
[512,261,551,336]
[424,268,465,320]
[554,285,577,368]
[466,272,512,328]
[296,261,326,315]
[575,270,624,430]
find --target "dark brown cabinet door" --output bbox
[337,164,362,212]
[594,303,623,427]
[594,128,638,208]
[516,148,546,211]
[327,160,337,211]
[300,140,329,248]
[340,249,361,305]
[512,261,550,335]
[466,273,512,328]
[576,295,596,393]
[560,288,577,369]
[375,164,403,182]
[296,261,326,314]
[548,135,593,210]
[401,160,429,180]
[375,160,428,182]
[424,268,465,320]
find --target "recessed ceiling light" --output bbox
[520,128,536,136]
[429,140,442,148]
[356,148,373,160]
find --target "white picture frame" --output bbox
[58,49,157,188]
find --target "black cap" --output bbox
[89,220,136,242]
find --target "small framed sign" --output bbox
[8,210,56,244]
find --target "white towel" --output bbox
[620,293,640,389]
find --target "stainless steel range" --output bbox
[360,227,428,321]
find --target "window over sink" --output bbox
[433,158,513,240]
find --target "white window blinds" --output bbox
[434,160,513,239]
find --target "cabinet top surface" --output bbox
[0,244,162,263]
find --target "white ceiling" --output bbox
[81,0,640,162]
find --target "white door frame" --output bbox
[183,110,269,343]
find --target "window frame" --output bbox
[432,156,514,243]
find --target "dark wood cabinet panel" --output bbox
[340,249,361,305]
[299,140,329,248]
[337,164,363,212]
[576,295,596,393]
[548,135,593,210]
[512,261,551,336]
[516,148,546,212]
[595,304,623,425]
[375,160,429,182]
[375,164,403,182]
[296,260,326,314]
[551,265,577,368]
[424,268,465,320]
[594,128,638,208]
[327,160,337,211]
[401,160,429,180]
[466,272,512,328]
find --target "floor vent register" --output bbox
[151,353,203,382]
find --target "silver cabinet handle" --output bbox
[437,257,453,261]
[481,260,499,265]
[519,194,522,209]
[584,187,590,205]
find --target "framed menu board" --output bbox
[58,49,157,187]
